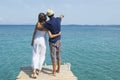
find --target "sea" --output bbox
[0,25,120,80]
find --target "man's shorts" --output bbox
[49,40,61,62]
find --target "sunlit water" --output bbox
[0,25,120,80]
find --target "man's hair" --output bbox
[48,14,54,18]
[38,13,47,22]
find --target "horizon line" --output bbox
[0,24,120,26]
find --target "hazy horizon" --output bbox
[0,23,120,25]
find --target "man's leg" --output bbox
[56,40,61,73]
[57,60,61,73]
[50,42,57,76]
[52,61,56,75]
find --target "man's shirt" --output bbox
[43,17,61,43]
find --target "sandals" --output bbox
[36,70,42,75]
[31,72,37,79]
[36,70,39,75]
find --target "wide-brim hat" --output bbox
[46,9,54,16]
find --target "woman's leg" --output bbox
[31,43,39,78]
[38,45,46,71]
[31,68,37,78]
[32,44,39,69]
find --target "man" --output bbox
[43,9,64,76]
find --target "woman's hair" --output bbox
[38,13,47,22]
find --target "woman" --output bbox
[31,13,61,78]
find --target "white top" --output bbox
[34,30,47,47]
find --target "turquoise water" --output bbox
[0,25,120,80]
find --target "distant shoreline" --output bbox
[0,24,120,26]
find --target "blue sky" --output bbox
[0,0,120,25]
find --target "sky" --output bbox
[0,0,120,25]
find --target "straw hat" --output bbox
[46,9,54,16]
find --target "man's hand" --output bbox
[60,14,64,19]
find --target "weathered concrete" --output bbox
[16,63,77,80]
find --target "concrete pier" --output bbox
[16,63,77,80]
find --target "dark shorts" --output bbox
[49,40,61,62]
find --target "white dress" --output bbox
[32,30,47,70]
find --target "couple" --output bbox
[31,9,64,78]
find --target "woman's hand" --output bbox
[48,31,61,38]
[58,32,61,35]
[31,41,33,46]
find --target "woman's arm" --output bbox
[48,30,61,38]
[31,24,37,46]
[36,22,61,38]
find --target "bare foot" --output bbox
[49,72,56,76]
[56,70,60,73]
[36,71,42,75]
[31,73,37,79]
